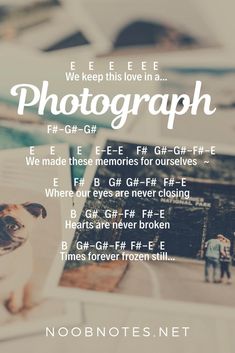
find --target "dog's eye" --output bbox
[7,224,20,231]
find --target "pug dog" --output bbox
[0,202,47,314]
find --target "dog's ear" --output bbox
[0,204,7,212]
[23,203,47,219]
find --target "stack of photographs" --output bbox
[0,0,234,349]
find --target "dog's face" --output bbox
[0,203,47,255]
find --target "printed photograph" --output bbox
[57,135,235,309]
[0,1,85,51]
[75,0,221,55]
[0,98,93,181]
[0,145,76,340]
[159,66,235,145]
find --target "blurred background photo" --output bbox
[0,1,235,353]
